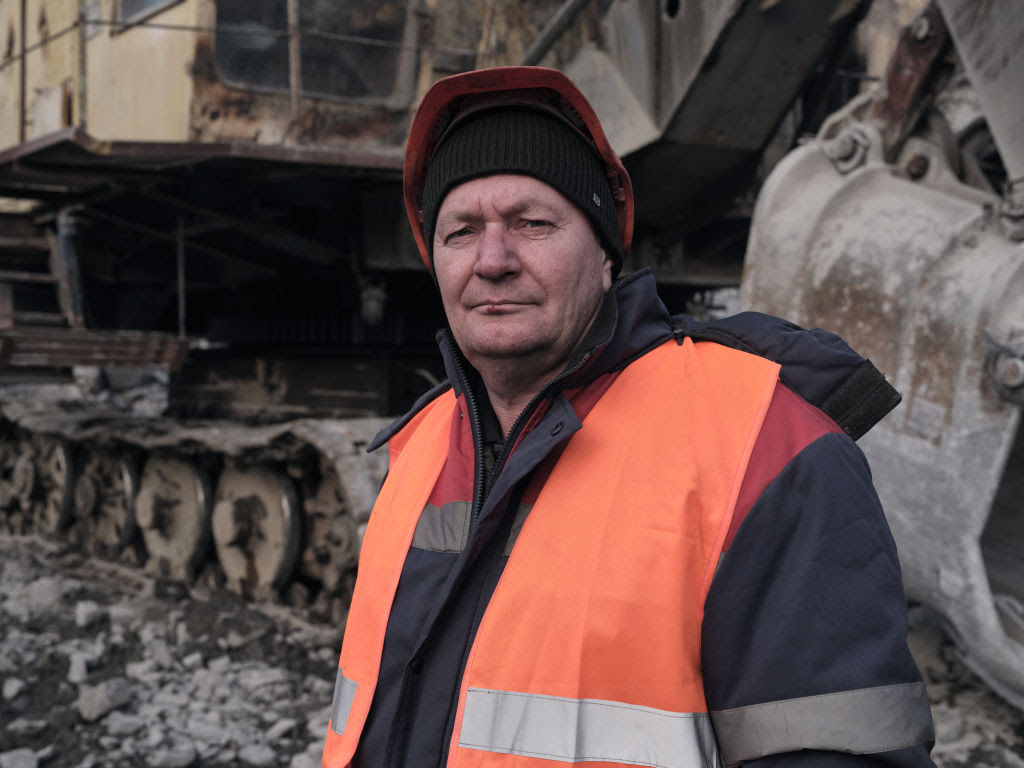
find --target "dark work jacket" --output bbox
[348,268,935,768]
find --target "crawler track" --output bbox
[0,395,388,622]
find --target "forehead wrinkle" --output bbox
[439,194,562,224]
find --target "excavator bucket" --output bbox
[741,0,1024,710]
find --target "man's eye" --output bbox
[523,219,551,228]
[444,227,472,242]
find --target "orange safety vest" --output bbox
[324,338,780,768]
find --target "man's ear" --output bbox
[601,251,613,293]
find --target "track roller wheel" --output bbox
[300,473,362,593]
[74,451,140,559]
[31,436,75,534]
[212,465,300,599]
[0,430,23,532]
[136,456,212,581]
[11,452,34,510]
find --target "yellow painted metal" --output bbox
[0,0,199,150]
[86,0,199,141]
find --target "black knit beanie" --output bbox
[421,108,623,274]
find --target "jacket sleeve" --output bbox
[701,426,936,767]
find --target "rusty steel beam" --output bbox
[0,271,58,284]
[0,127,403,176]
[870,2,951,162]
[0,283,12,330]
[0,327,188,371]
[11,311,67,325]
[519,0,590,66]
[0,237,49,251]
[51,212,86,329]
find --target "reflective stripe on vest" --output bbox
[459,687,719,765]
[329,670,358,735]
[324,339,780,767]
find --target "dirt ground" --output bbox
[1,534,1022,768]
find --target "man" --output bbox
[324,67,936,767]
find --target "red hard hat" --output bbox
[403,66,634,271]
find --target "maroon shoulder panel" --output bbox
[723,382,842,552]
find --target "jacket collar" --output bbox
[369,269,672,451]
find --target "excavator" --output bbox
[0,0,1021,710]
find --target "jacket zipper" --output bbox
[443,333,487,525]
[442,329,593,528]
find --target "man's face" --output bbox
[432,174,612,378]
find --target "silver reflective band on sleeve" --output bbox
[458,687,722,767]
[328,670,358,736]
[412,501,472,553]
[711,681,934,765]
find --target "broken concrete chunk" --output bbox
[238,744,277,767]
[104,711,146,737]
[74,600,106,628]
[148,739,197,768]
[73,677,133,722]
[4,719,46,738]
[0,748,38,768]
[266,717,298,741]
[2,678,26,701]
[67,652,90,684]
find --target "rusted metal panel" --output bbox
[858,0,932,79]
[85,0,200,143]
[620,0,872,236]
[518,0,588,67]
[0,270,57,283]
[0,283,13,330]
[0,126,403,177]
[50,211,85,329]
[170,355,390,419]
[869,3,950,161]
[0,326,189,370]
[17,0,81,143]
[187,0,422,151]
[0,213,50,252]
[3,0,428,156]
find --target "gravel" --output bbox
[1,533,1022,767]
[0,535,338,768]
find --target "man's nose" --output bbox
[474,224,520,279]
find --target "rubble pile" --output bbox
[910,608,1024,768]
[0,537,338,768]
[1,534,1022,767]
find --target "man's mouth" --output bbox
[474,301,526,313]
